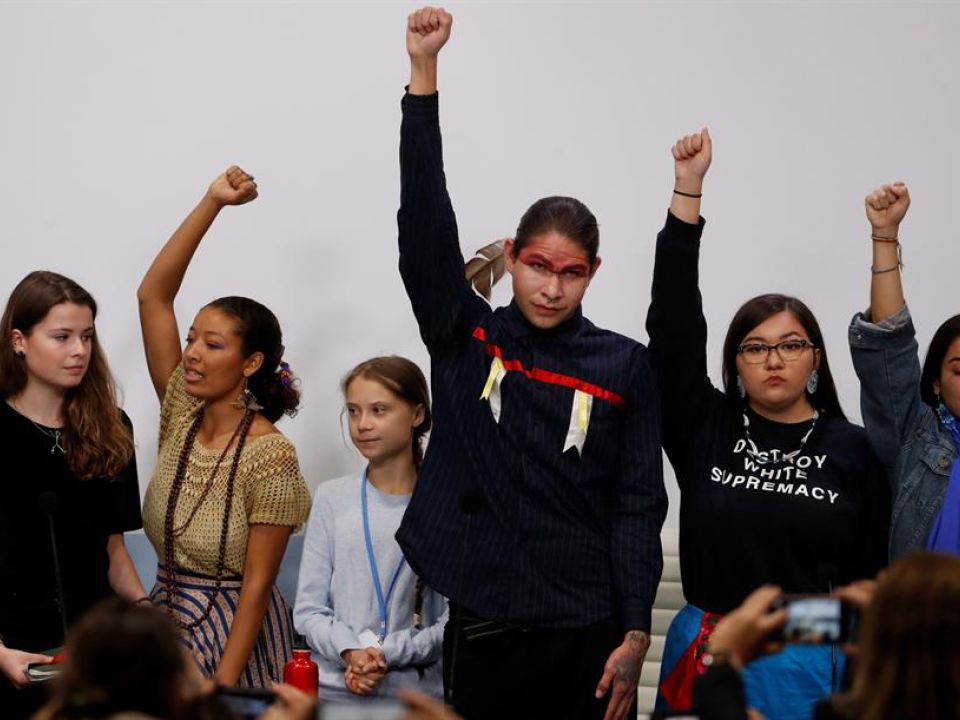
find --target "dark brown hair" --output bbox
[512,196,600,265]
[921,314,960,408]
[836,553,960,720]
[205,296,299,423]
[44,597,187,720]
[721,293,846,419]
[342,356,431,468]
[0,271,133,479]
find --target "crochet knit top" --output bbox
[143,366,311,575]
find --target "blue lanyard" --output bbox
[361,469,406,643]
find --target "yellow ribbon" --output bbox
[578,389,589,432]
[480,356,504,400]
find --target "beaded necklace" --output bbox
[741,409,819,466]
[160,407,254,630]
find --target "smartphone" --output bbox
[777,595,860,644]
[320,700,406,720]
[216,686,277,718]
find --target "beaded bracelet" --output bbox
[870,234,903,272]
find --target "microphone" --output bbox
[817,563,839,593]
[446,487,484,706]
[38,491,69,641]
[817,562,840,692]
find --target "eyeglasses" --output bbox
[737,339,816,364]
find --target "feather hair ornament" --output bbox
[464,239,509,301]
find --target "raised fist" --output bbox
[864,182,909,232]
[407,6,452,60]
[207,165,258,207]
[672,128,712,191]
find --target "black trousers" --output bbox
[443,608,635,720]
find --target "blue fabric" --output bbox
[849,306,957,557]
[657,604,844,720]
[926,403,960,553]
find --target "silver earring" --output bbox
[806,370,819,395]
[736,376,746,399]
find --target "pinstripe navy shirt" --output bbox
[394,91,665,631]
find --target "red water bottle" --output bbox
[283,649,319,695]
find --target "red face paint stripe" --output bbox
[471,327,626,410]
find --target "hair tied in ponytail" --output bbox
[278,361,295,388]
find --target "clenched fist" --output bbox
[206,165,258,207]
[407,6,452,60]
[672,128,712,193]
[865,182,909,233]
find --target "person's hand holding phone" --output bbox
[833,579,878,656]
[706,585,787,669]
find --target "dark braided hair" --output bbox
[160,406,256,629]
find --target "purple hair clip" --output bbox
[278,361,295,388]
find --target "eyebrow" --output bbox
[519,251,590,271]
[741,331,806,344]
[49,326,95,333]
[188,326,226,339]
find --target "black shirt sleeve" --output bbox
[645,210,724,479]
[103,411,142,534]
[398,91,487,352]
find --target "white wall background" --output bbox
[1,1,956,528]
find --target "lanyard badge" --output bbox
[361,470,406,644]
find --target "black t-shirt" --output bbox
[646,211,890,614]
[677,405,888,612]
[0,400,142,651]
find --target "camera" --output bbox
[216,687,277,718]
[776,595,859,644]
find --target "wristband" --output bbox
[871,264,901,275]
[700,649,741,671]
[673,188,703,199]
[871,234,898,243]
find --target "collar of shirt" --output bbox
[500,299,585,348]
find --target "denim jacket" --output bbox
[849,305,956,559]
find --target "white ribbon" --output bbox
[480,356,507,423]
[563,389,593,455]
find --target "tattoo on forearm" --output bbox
[615,631,650,686]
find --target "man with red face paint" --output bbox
[394,8,666,720]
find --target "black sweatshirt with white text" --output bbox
[645,211,889,613]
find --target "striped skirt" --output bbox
[150,566,294,688]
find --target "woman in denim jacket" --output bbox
[850,182,960,558]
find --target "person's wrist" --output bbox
[701,646,743,671]
[201,192,226,211]
[674,177,704,195]
[410,55,438,69]
[870,224,899,238]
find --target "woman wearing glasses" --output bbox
[645,129,889,720]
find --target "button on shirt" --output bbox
[394,91,666,631]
